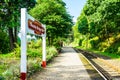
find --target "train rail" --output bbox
[74,48,120,80]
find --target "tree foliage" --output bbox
[30,0,73,45]
[77,12,88,35]
[0,0,73,52]
[83,0,120,37]
[0,1,36,52]
[74,0,120,54]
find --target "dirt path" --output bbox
[30,47,91,80]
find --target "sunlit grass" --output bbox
[0,52,15,58]
[90,49,120,59]
[75,46,120,59]
[0,45,58,79]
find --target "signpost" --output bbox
[20,8,46,80]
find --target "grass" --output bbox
[0,52,13,58]
[75,46,120,59]
[88,49,120,59]
[0,45,59,80]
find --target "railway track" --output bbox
[74,48,120,80]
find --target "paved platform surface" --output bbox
[31,47,92,80]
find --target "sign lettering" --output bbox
[28,19,45,35]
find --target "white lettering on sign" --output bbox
[28,19,45,35]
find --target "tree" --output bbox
[30,0,73,45]
[74,0,120,52]
[0,1,36,51]
[83,0,120,38]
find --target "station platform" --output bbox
[31,47,101,80]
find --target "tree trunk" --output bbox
[14,27,17,43]
[48,36,51,46]
[8,27,18,50]
[8,27,15,50]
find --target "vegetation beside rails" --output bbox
[72,0,120,60]
[75,46,120,59]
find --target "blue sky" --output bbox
[63,0,87,22]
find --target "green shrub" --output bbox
[13,43,20,57]
[53,38,63,50]
[27,59,42,77]
[27,39,42,58]
[0,42,58,79]
[34,39,42,48]
[28,39,42,49]
[47,46,58,61]
[79,39,83,46]
[89,37,100,49]
[117,47,120,55]
[0,30,10,53]
[27,48,42,58]
[81,39,87,48]
[2,65,19,80]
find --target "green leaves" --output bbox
[73,0,120,54]
[30,0,73,45]
[78,15,88,35]
[80,0,120,37]
[0,1,36,51]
